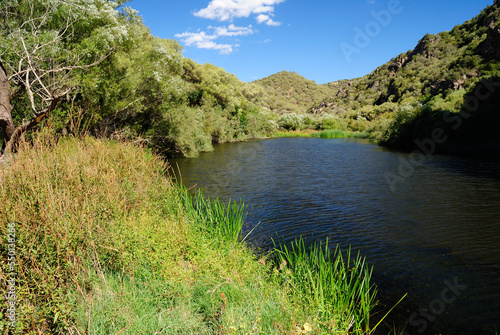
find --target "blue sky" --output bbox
[129,0,493,84]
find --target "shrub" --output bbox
[317,114,347,130]
[278,113,303,130]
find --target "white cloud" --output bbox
[256,14,269,23]
[264,18,281,26]
[175,24,254,54]
[194,0,285,22]
[201,41,234,54]
[177,1,284,54]
[256,13,281,26]
[210,24,254,36]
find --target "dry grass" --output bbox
[0,137,185,333]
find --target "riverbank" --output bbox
[272,129,369,139]
[0,137,377,334]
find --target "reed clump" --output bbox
[272,129,368,139]
[315,129,369,139]
[274,238,377,334]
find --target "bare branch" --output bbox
[25,68,38,116]
[19,37,38,116]
[42,53,113,75]
[0,59,16,143]
[114,97,144,117]
[4,95,62,154]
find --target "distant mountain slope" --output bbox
[317,0,500,116]
[253,0,500,151]
[252,71,335,114]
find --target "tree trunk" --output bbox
[0,60,16,149]
[3,98,60,154]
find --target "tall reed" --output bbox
[176,186,246,243]
[274,237,377,334]
[317,129,368,139]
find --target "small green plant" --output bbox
[277,113,304,131]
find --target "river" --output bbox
[170,137,500,335]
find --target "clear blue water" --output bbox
[170,137,500,335]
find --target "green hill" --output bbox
[319,0,500,114]
[254,0,500,151]
[252,71,335,115]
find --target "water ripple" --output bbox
[171,138,500,335]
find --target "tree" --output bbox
[0,0,127,155]
[77,21,186,137]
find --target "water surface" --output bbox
[170,137,500,334]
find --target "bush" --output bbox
[317,114,347,130]
[278,113,303,130]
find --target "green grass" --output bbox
[272,130,320,138]
[314,129,369,139]
[273,129,368,139]
[181,188,246,244]
[273,237,377,334]
[0,136,380,334]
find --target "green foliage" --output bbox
[0,137,176,333]
[245,107,279,137]
[0,0,130,143]
[252,1,500,147]
[317,114,347,130]
[427,89,467,112]
[382,101,427,147]
[184,189,246,244]
[253,71,335,114]
[317,129,368,139]
[209,1,500,152]
[277,112,303,130]
[274,238,377,334]
[156,105,213,157]
[2,0,498,156]
[381,76,500,152]
[0,0,274,157]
